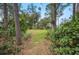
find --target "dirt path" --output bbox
[19,30,52,55]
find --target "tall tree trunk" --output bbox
[75,3,79,18]
[73,3,75,20]
[3,3,8,39]
[76,3,79,13]
[75,3,79,13]
[51,3,56,30]
[13,3,22,45]
[3,3,8,30]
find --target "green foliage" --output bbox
[27,30,47,44]
[23,31,31,40]
[38,17,51,29]
[0,26,3,37]
[48,15,79,55]
[0,38,16,55]
[0,15,27,54]
[20,15,28,34]
[50,45,79,55]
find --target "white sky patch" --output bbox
[0,17,2,21]
[57,4,73,26]
[0,9,3,22]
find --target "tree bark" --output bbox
[3,3,8,30]
[3,3,8,39]
[51,3,56,30]
[75,3,79,13]
[13,3,22,45]
[73,3,76,20]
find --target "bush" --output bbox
[0,37,16,55]
[0,12,30,54]
[48,15,79,55]
[22,32,31,40]
[0,19,27,54]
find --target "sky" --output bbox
[0,9,3,21]
[0,3,73,25]
[21,3,73,25]
[21,3,48,18]
[57,4,73,25]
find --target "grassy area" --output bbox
[20,29,51,55]
[27,29,47,44]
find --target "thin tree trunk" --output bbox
[73,3,75,20]
[75,3,79,13]
[75,3,79,18]
[13,3,22,45]
[51,3,56,30]
[3,3,8,39]
[76,3,79,13]
[3,3,8,30]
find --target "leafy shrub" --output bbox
[0,12,30,54]
[48,15,79,55]
[0,26,3,37]
[22,32,31,40]
[0,37,16,55]
[0,18,27,54]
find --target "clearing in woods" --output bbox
[19,29,51,55]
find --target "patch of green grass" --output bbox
[27,29,47,44]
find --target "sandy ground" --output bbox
[19,39,51,55]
